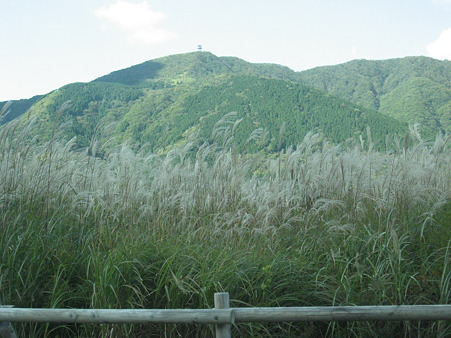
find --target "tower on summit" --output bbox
[197,45,202,52]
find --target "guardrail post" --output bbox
[214,292,231,338]
[0,306,17,338]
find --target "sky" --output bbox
[1,0,451,101]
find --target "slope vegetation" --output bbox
[298,56,451,133]
[5,52,449,152]
[21,73,406,152]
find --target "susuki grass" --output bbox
[0,116,450,337]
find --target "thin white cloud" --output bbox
[95,0,176,44]
[427,28,451,60]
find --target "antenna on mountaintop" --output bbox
[197,45,202,52]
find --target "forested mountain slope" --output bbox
[0,95,44,124]
[93,51,300,85]
[3,52,448,153]
[297,56,451,133]
[19,73,406,152]
[95,53,449,133]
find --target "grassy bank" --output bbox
[0,118,450,337]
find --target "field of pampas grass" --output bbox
[0,116,450,337]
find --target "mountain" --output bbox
[92,51,300,85]
[111,74,406,152]
[118,53,448,134]
[0,95,44,124]
[297,56,451,133]
[4,52,409,152]
[2,52,448,153]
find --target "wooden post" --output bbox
[0,306,17,338]
[214,293,232,338]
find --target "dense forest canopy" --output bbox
[298,56,451,133]
[1,52,448,153]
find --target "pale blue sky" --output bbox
[1,0,450,101]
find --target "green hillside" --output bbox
[172,75,406,151]
[21,72,406,152]
[297,56,451,133]
[0,95,44,124]
[5,52,449,152]
[93,51,300,86]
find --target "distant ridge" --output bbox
[1,52,449,153]
[297,56,451,133]
[93,51,300,85]
[92,52,450,133]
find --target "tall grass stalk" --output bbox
[0,117,449,336]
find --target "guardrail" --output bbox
[1,293,450,338]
